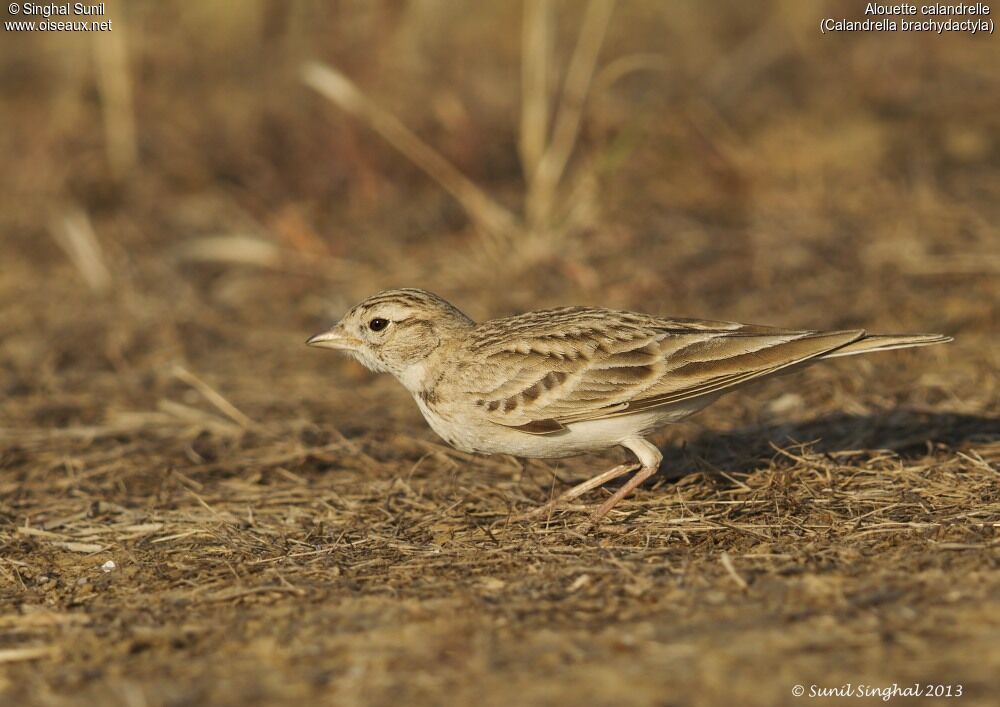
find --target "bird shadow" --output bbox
[655,409,999,480]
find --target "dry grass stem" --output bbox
[48,208,112,292]
[91,0,136,178]
[302,61,520,239]
[172,366,257,430]
[527,0,615,231]
[0,647,59,664]
[520,0,552,187]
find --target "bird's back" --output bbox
[446,306,950,435]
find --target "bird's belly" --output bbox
[415,395,703,459]
[503,410,685,458]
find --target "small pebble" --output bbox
[101,560,117,573]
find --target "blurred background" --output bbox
[2,0,997,433]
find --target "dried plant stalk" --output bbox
[302,62,519,239]
[92,0,137,179]
[520,0,551,188]
[49,208,112,293]
[173,366,257,430]
[527,0,615,232]
[302,2,616,243]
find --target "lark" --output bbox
[307,289,951,523]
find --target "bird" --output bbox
[306,288,952,524]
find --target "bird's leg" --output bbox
[512,462,639,521]
[590,437,663,524]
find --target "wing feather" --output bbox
[454,308,865,433]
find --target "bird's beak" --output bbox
[305,324,360,350]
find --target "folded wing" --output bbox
[458,308,880,434]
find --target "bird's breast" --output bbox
[411,389,474,452]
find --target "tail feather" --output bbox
[821,333,953,359]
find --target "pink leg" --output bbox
[590,437,664,524]
[589,464,657,522]
[512,462,638,521]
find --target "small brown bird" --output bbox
[308,289,952,523]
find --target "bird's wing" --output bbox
[457,307,863,434]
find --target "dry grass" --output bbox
[2,410,998,705]
[1,2,999,706]
[303,0,615,244]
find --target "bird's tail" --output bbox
[820,333,953,359]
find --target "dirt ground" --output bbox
[1,3,998,706]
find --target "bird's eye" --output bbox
[368,318,389,332]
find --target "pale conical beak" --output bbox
[305,324,359,350]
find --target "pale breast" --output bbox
[410,389,711,459]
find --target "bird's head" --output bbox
[306,288,474,384]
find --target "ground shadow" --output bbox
[657,409,999,479]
